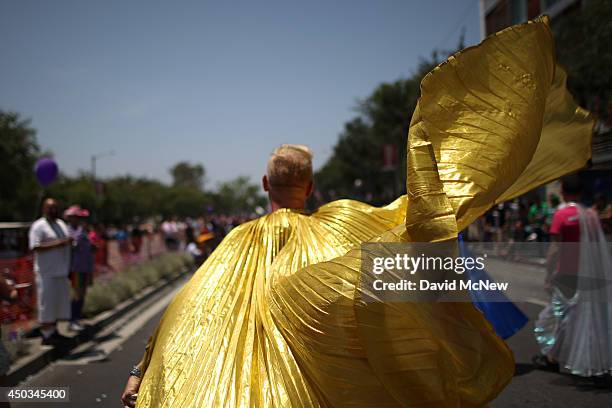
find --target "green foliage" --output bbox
[317,3,611,204]
[0,111,42,220]
[83,253,193,317]
[0,112,266,221]
[45,174,98,219]
[45,174,213,223]
[170,161,206,190]
[555,0,612,121]
[0,116,263,222]
[315,53,444,204]
[212,176,267,214]
[161,185,215,219]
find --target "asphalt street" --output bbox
[10,258,612,408]
[9,276,183,408]
[11,307,162,408]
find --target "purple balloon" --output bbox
[35,157,59,186]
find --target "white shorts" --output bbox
[35,275,71,323]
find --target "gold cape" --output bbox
[136,17,593,407]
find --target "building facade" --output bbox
[480,0,584,37]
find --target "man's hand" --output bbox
[120,375,141,408]
[33,237,72,252]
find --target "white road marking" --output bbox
[56,277,186,365]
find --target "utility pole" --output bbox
[91,150,115,187]
[90,150,115,218]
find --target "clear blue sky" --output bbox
[0,0,481,186]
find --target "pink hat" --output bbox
[64,205,90,218]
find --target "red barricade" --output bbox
[0,256,37,324]
[0,234,166,325]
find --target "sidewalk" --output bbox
[6,266,190,386]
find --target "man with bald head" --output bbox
[28,198,72,345]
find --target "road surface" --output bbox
[11,259,611,407]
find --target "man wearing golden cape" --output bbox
[122,17,593,408]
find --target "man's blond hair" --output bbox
[266,144,313,188]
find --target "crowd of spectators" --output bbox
[14,192,609,351]
[161,214,255,265]
[467,192,612,246]
[15,197,255,349]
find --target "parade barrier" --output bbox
[5,252,193,386]
[0,255,36,326]
[0,232,185,378]
[104,233,166,273]
[0,233,167,329]
[0,256,37,361]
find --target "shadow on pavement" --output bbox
[549,374,612,393]
[514,363,535,376]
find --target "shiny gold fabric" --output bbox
[137,199,407,408]
[137,16,593,407]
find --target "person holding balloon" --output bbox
[28,198,72,345]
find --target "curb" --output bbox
[6,267,190,386]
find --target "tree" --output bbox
[0,111,258,223]
[0,111,42,221]
[47,174,209,223]
[315,51,444,204]
[161,186,210,219]
[212,176,266,214]
[170,161,206,190]
[555,0,612,123]
[47,173,97,218]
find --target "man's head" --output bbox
[42,198,60,219]
[560,174,582,201]
[262,144,314,210]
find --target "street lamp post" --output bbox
[91,150,115,187]
[91,150,115,210]
[90,150,115,218]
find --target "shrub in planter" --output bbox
[83,253,192,317]
[83,284,120,316]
